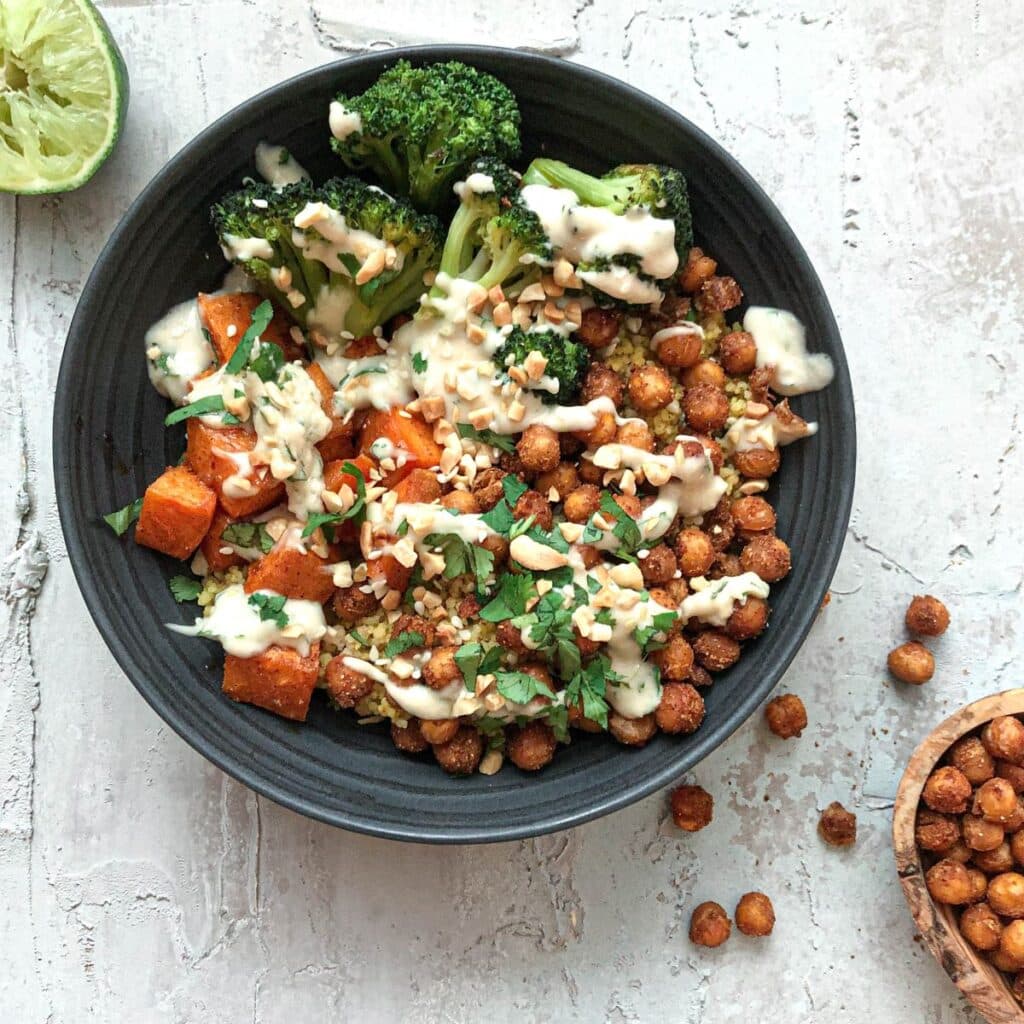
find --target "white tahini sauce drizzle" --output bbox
[743,307,835,396]
[453,172,495,199]
[221,234,275,262]
[577,265,663,306]
[169,584,326,658]
[724,409,817,452]
[329,101,363,142]
[292,202,399,276]
[145,300,216,404]
[254,142,310,188]
[679,573,770,627]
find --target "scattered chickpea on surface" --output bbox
[689,901,732,948]
[818,801,857,847]
[764,693,807,739]
[905,594,950,637]
[670,784,713,832]
[734,892,775,937]
[887,641,935,684]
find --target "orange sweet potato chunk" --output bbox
[359,408,442,486]
[186,419,284,518]
[200,510,246,573]
[243,546,335,604]
[135,466,217,559]
[366,550,412,593]
[307,362,357,461]
[222,642,321,722]
[197,292,304,365]
[392,467,442,504]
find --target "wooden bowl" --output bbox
[894,689,1024,1023]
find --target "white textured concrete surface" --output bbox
[3,1,1023,1020]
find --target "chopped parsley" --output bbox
[103,497,143,536]
[247,592,288,627]
[302,461,368,539]
[634,610,678,653]
[456,421,516,454]
[248,341,285,382]
[348,629,370,647]
[495,670,557,706]
[168,575,203,603]
[164,394,240,426]
[422,533,494,591]
[411,352,428,374]
[511,589,580,678]
[599,491,642,558]
[479,571,534,622]
[221,521,275,553]
[153,352,172,373]
[224,299,274,374]
[563,656,616,730]
[480,475,529,535]
[454,642,503,688]
[383,631,425,658]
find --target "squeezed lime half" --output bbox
[0,0,128,194]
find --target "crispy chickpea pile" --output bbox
[916,712,1024,994]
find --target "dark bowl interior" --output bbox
[54,46,855,843]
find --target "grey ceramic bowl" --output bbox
[54,46,855,843]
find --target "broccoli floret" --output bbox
[521,158,693,260]
[211,177,442,340]
[493,326,590,405]
[330,60,521,213]
[576,254,665,310]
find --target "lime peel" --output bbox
[0,0,128,194]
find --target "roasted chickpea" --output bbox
[689,901,732,948]
[581,362,624,404]
[567,698,603,733]
[697,275,743,314]
[682,383,729,434]
[513,489,554,531]
[819,802,857,847]
[628,364,675,412]
[1000,762,1024,793]
[638,544,677,586]
[974,842,1015,874]
[391,613,436,647]
[507,721,558,771]
[681,358,727,390]
[905,594,950,637]
[675,528,716,578]
[471,467,508,511]
[1005,799,1024,834]
[710,552,743,579]
[535,462,579,502]
[740,534,792,582]
[332,584,377,624]
[563,483,602,523]
[578,460,603,485]
[608,711,657,747]
[480,533,509,565]
[967,867,991,903]
[650,639,695,687]
[732,446,781,479]
[496,619,528,655]
[650,579,690,608]
[575,306,622,349]
[976,777,1020,823]
[945,840,974,864]
[765,694,807,739]
[984,717,1024,764]
[886,642,935,685]
[989,948,1024,973]
[735,892,775,937]
[963,815,1006,852]
[915,809,960,852]
[441,489,480,514]
[1003,921,1024,964]
[457,594,481,622]
[718,331,758,375]
[670,784,713,831]
[948,736,996,786]
[576,544,603,569]
[390,719,430,754]
[432,725,484,775]
[616,419,656,451]
[656,329,702,369]
[726,596,769,640]
[960,904,1003,951]
[1011,830,1024,866]
[420,718,460,745]
[691,435,724,473]
[689,663,714,688]
[731,495,776,539]
[423,646,460,690]
[613,493,642,519]
[516,424,561,473]
[922,766,973,814]
[679,247,718,294]
[702,498,735,551]
[655,683,705,734]
[925,858,973,905]
[693,631,741,672]
[324,657,375,709]
[573,408,617,448]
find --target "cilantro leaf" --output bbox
[247,592,288,627]
[103,497,143,536]
[456,422,516,454]
[411,352,428,374]
[249,341,285,382]
[338,253,361,279]
[169,574,203,603]
[599,492,642,554]
[563,657,613,730]
[302,460,368,539]
[502,475,528,505]
[221,521,275,554]
[454,642,503,688]
[479,572,534,622]
[495,670,557,706]
[423,533,495,590]
[480,475,530,536]
[544,702,570,743]
[164,395,234,426]
[383,631,425,658]
[224,299,274,374]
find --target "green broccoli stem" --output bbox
[474,245,539,296]
[520,159,618,207]
[361,136,408,198]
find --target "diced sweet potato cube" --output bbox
[243,546,335,603]
[307,361,357,457]
[366,550,412,593]
[222,642,320,722]
[186,419,284,518]
[197,292,304,365]
[200,510,245,573]
[359,407,442,487]
[135,465,217,560]
[344,335,382,358]
[323,454,375,495]
[392,467,442,504]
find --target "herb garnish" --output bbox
[164,394,240,427]
[103,498,143,536]
[224,300,274,374]
[247,592,289,627]
[456,422,516,454]
[221,521,275,553]
[301,461,368,539]
[169,575,203,603]
[383,631,425,658]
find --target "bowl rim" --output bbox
[893,688,1024,1020]
[54,44,856,843]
